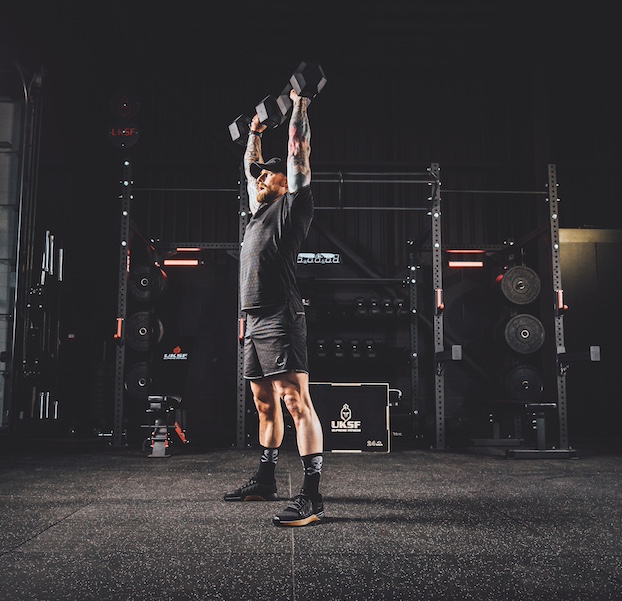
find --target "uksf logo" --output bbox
[162,345,189,361]
[330,403,362,433]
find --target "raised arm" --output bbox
[287,90,311,193]
[244,115,266,215]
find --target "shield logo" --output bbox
[340,403,352,422]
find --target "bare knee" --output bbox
[281,392,301,418]
[279,387,311,422]
[252,394,276,418]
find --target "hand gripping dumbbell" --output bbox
[255,83,294,129]
[289,61,327,98]
[228,61,327,145]
[228,115,253,145]
[228,91,290,145]
[229,86,291,145]
[256,62,327,128]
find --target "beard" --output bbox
[257,185,281,205]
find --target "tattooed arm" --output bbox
[244,115,266,215]
[287,90,311,193]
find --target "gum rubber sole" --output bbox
[272,511,325,527]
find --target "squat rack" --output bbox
[112,161,585,456]
[438,164,596,457]
[112,162,435,448]
[235,165,436,448]
[111,160,240,448]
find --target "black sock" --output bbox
[256,447,279,483]
[301,453,323,500]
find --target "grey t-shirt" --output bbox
[239,185,313,311]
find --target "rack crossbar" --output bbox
[442,189,547,196]
[314,178,433,184]
[314,206,429,211]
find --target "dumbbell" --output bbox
[228,61,327,145]
[256,83,294,129]
[289,61,327,98]
[257,62,326,127]
[229,88,289,146]
[369,298,382,318]
[228,114,252,146]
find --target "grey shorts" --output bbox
[243,303,309,380]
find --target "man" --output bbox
[224,89,325,527]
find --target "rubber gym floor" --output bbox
[0,436,621,601]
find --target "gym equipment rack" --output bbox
[112,162,596,457]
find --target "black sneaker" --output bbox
[272,493,325,527]
[223,476,279,502]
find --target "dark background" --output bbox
[1,2,620,446]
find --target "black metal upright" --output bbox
[547,164,571,451]
[429,163,446,450]
[505,164,578,459]
[408,251,420,439]
[236,164,250,448]
[112,159,132,447]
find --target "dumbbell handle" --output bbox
[256,90,291,129]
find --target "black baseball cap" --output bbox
[250,157,287,179]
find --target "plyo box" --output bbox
[310,382,390,453]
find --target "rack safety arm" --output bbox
[435,288,444,315]
[114,317,124,339]
[556,289,568,314]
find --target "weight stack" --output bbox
[496,264,545,405]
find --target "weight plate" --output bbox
[124,361,152,400]
[126,312,164,351]
[504,365,543,402]
[504,313,545,354]
[128,265,167,302]
[500,266,541,305]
